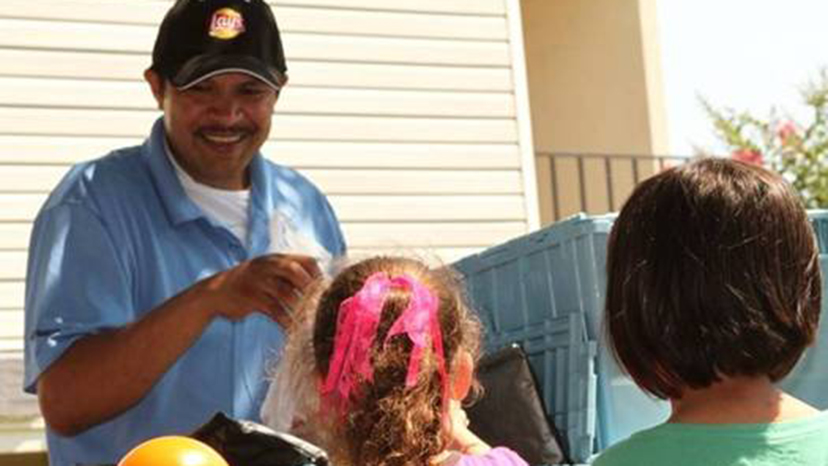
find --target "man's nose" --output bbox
[208,94,243,123]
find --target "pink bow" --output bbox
[383,275,446,391]
[320,272,447,415]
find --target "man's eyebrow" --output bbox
[240,80,269,89]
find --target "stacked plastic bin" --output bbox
[780,211,828,408]
[453,211,828,465]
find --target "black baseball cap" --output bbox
[150,0,287,90]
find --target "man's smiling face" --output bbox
[146,70,278,190]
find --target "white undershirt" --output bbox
[165,144,250,244]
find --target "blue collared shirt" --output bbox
[23,118,346,466]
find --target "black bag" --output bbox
[191,412,329,466]
[466,344,569,465]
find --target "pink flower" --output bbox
[731,148,763,165]
[777,121,798,144]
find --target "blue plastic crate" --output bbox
[812,210,828,252]
[455,214,614,340]
[454,214,666,463]
[780,210,828,407]
[454,211,828,464]
[485,312,596,463]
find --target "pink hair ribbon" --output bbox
[383,275,447,392]
[320,272,448,415]
[321,272,391,414]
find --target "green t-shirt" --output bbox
[592,411,828,466]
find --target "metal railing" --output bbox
[535,152,690,222]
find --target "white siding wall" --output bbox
[0,0,536,452]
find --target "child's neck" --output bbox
[669,375,817,424]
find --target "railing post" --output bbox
[631,156,640,184]
[577,155,587,214]
[604,156,614,212]
[550,155,560,222]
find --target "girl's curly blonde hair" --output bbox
[290,256,483,466]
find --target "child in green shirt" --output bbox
[595,158,828,466]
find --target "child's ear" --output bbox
[450,349,474,401]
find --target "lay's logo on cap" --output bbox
[209,8,245,40]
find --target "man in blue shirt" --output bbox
[23,1,346,465]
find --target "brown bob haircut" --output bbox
[605,158,822,399]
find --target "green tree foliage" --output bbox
[703,72,828,208]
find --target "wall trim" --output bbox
[505,0,540,232]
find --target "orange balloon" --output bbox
[118,436,228,466]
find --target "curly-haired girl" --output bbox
[262,256,528,466]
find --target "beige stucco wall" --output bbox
[521,0,669,224]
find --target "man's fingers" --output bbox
[286,254,322,278]
[268,253,321,276]
[224,253,322,325]
[264,278,299,308]
[259,279,299,325]
[263,254,320,290]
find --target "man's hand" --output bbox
[196,253,321,327]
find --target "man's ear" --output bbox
[450,349,474,401]
[144,69,166,110]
